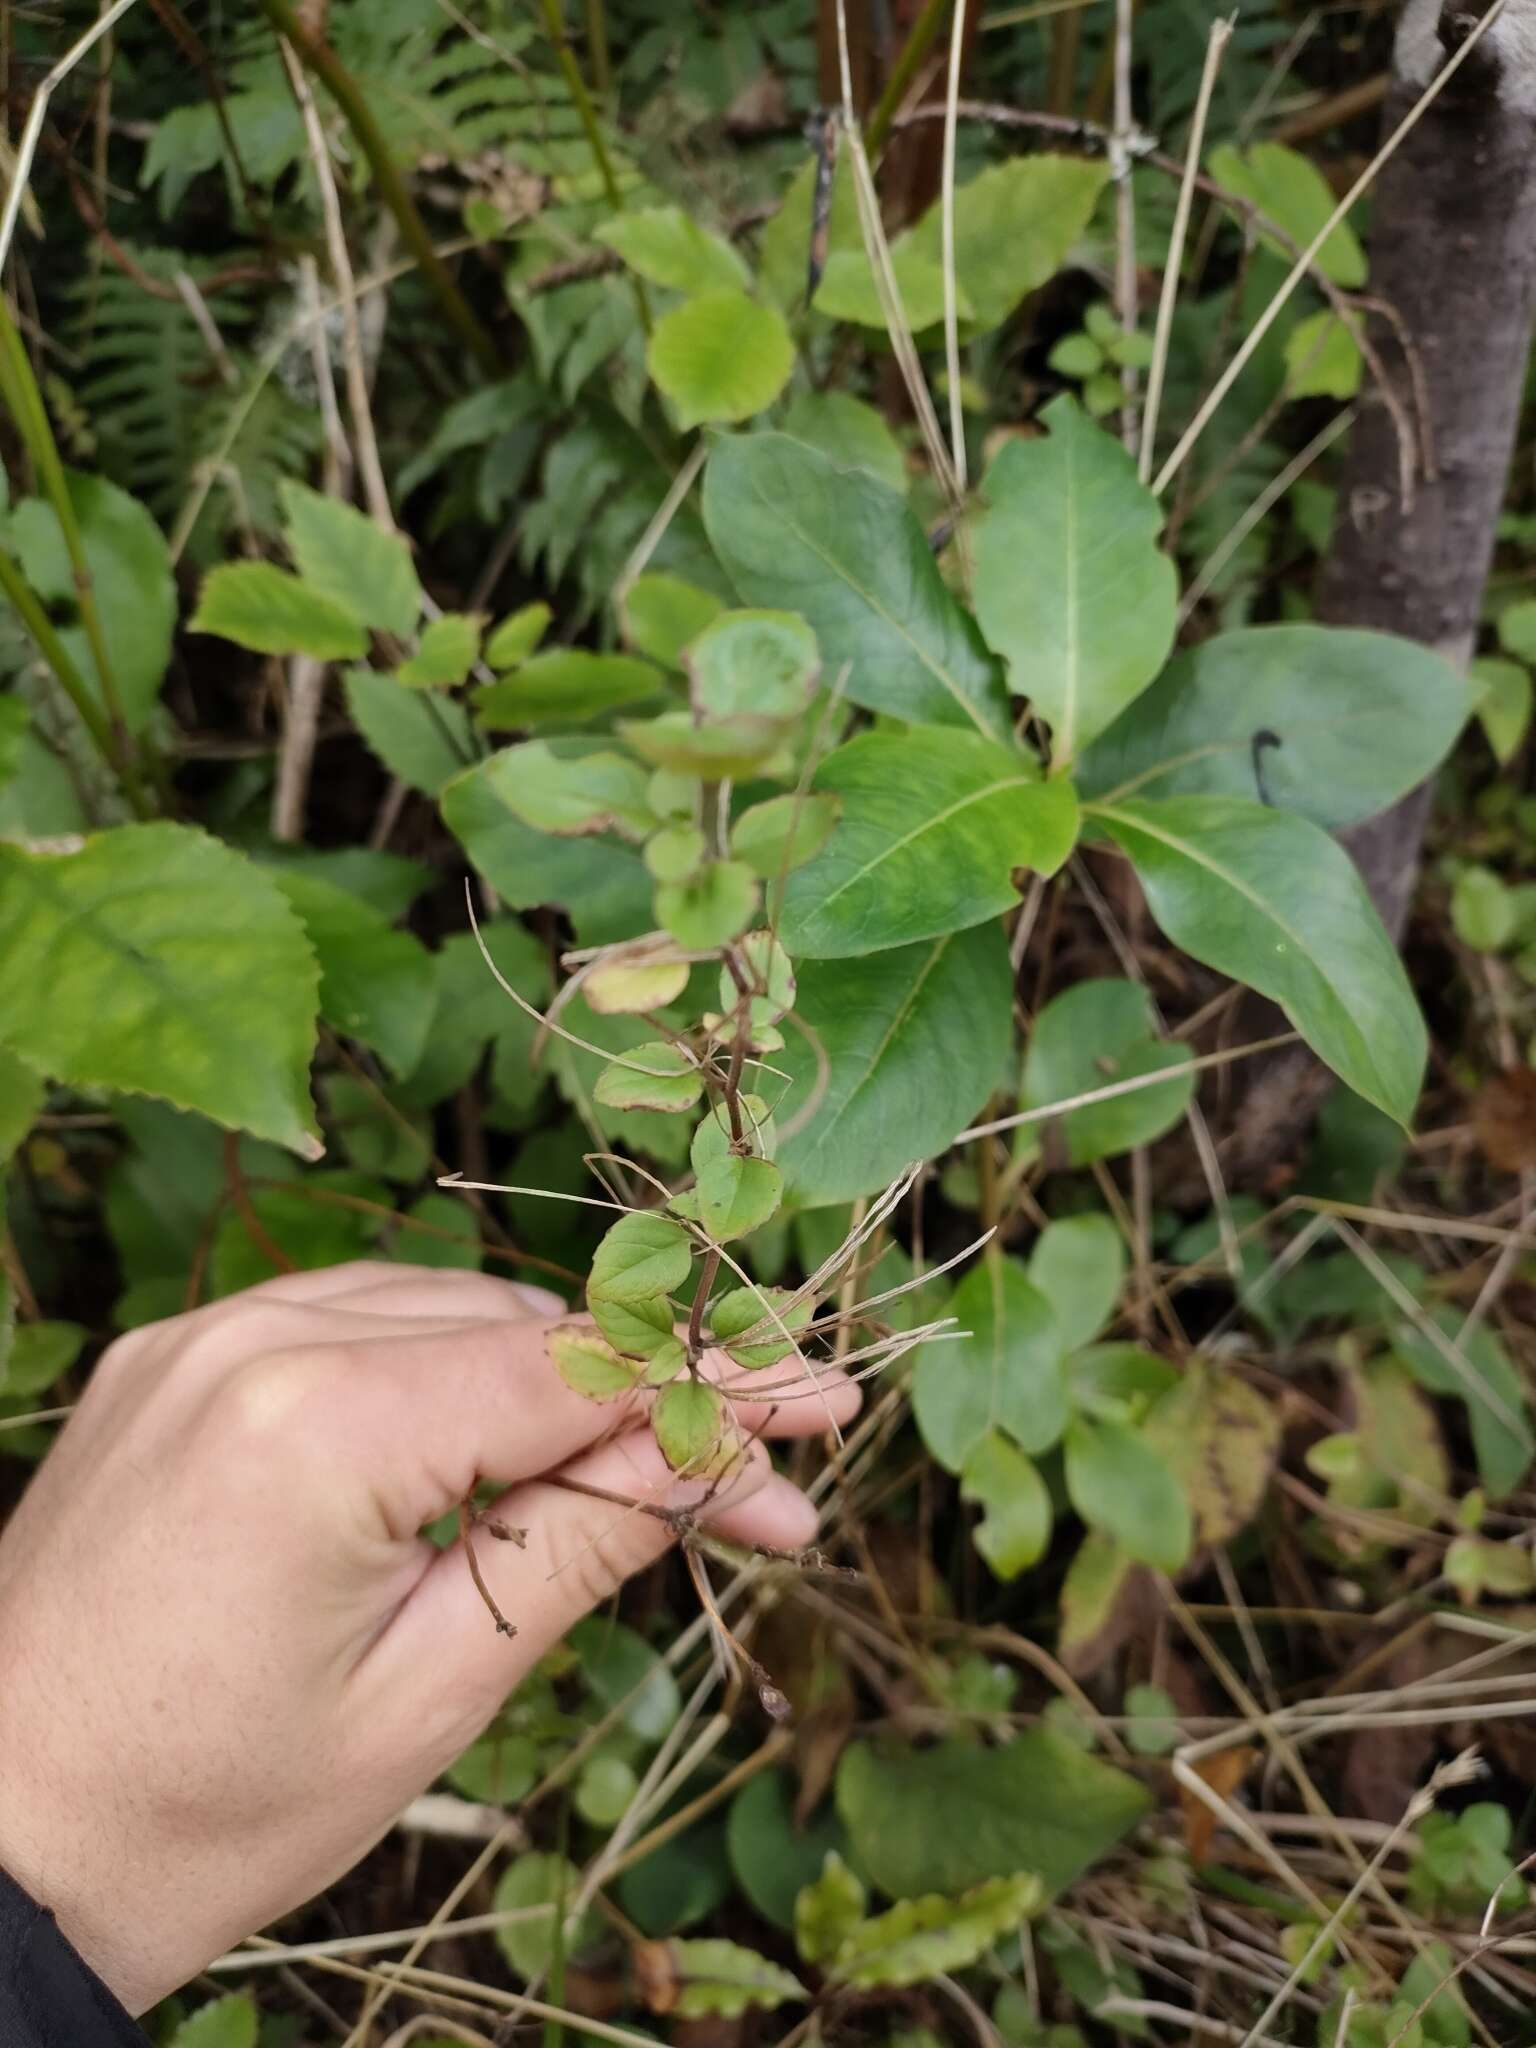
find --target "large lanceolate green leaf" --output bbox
[775,923,1013,1205]
[913,1257,1067,1471]
[836,1733,1151,1900]
[703,434,1008,738]
[1077,626,1472,829]
[1091,795,1426,1124]
[280,480,423,637]
[780,730,1079,958]
[901,157,1110,335]
[972,398,1177,764]
[0,823,320,1152]
[443,751,651,946]
[11,472,176,731]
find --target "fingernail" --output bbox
[514,1283,568,1318]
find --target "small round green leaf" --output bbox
[657,861,760,950]
[1063,1415,1192,1571]
[691,1155,783,1241]
[648,288,795,427]
[645,823,708,884]
[731,792,842,878]
[493,1852,605,1982]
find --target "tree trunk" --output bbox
[1220,0,1536,1182]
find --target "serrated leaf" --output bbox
[398,610,482,686]
[1022,980,1193,1165]
[485,600,552,668]
[594,1042,703,1113]
[732,791,841,878]
[477,648,664,729]
[829,1873,1043,1988]
[0,823,319,1153]
[648,288,795,427]
[782,730,1078,958]
[590,1211,694,1303]
[1064,1415,1192,1571]
[913,1256,1067,1470]
[345,667,477,795]
[653,1377,728,1471]
[1090,794,1426,1125]
[274,871,436,1076]
[973,398,1177,763]
[704,432,1008,737]
[692,1093,777,1172]
[708,1284,812,1369]
[168,1994,258,2048]
[637,1936,805,2019]
[589,1291,685,1374]
[961,1432,1052,1579]
[836,1732,1151,1898]
[11,472,174,734]
[596,205,749,294]
[795,1852,867,1965]
[1077,626,1472,829]
[548,1325,646,1400]
[691,1154,783,1241]
[191,561,366,659]
[776,924,1013,1206]
[280,480,422,636]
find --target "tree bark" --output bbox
[1220,0,1536,1182]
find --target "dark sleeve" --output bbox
[0,1864,146,2045]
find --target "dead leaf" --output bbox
[1146,1363,1281,1549]
[1178,1746,1259,1864]
[633,1939,678,2016]
[1474,1067,1536,1172]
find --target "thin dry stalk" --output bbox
[1141,17,1233,480]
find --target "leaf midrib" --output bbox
[811,772,1034,916]
[742,464,995,739]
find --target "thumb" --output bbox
[359,1426,816,1736]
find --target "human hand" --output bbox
[0,1262,855,2014]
